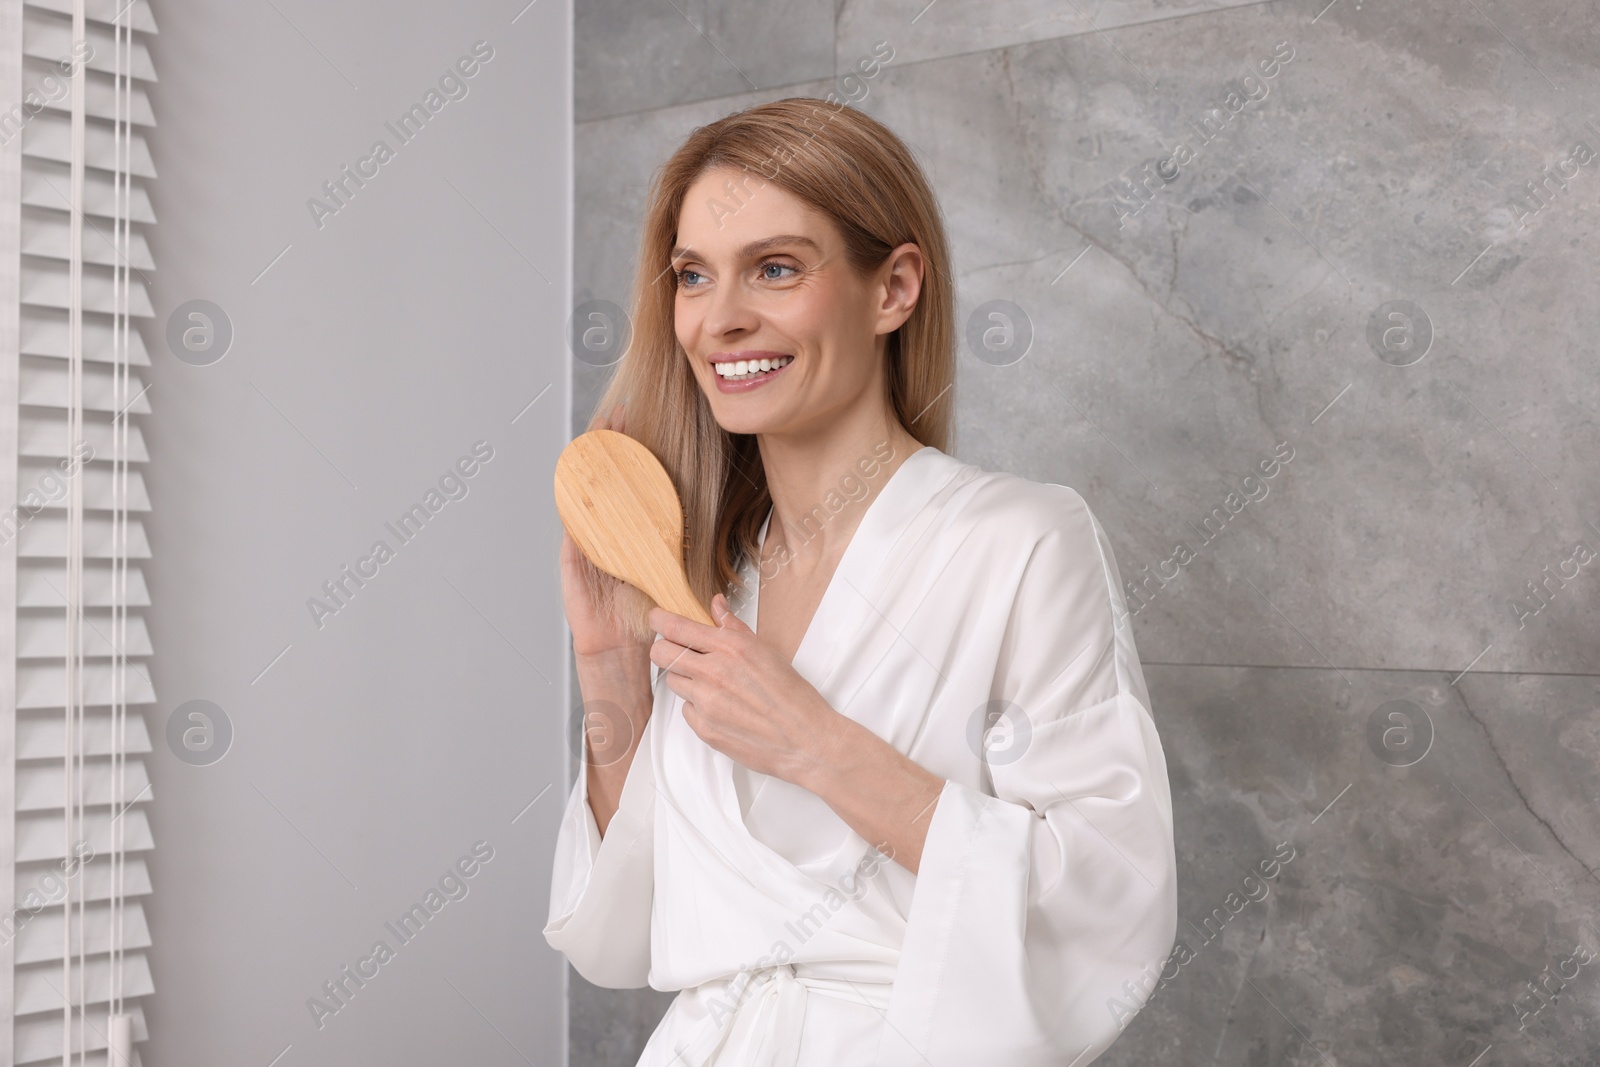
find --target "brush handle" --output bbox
[656,572,715,626]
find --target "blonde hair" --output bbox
[585,96,956,640]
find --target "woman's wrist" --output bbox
[792,706,868,794]
[574,643,652,681]
[574,631,652,663]
[574,646,654,763]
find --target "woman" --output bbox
[545,97,1177,1067]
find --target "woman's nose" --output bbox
[700,279,760,338]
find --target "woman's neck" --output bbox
[756,413,924,572]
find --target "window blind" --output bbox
[4,0,157,1063]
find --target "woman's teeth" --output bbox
[714,355,792,381]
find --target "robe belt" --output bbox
[673,962,894,1067]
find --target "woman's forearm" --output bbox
[575,648,655,837]
[799,713,945,875]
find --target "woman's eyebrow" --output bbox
[670,235,822,262]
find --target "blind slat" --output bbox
[16,711,153,761]
[14,460,152,510]
[20,258,155,316]
[19,409,150,461]
[15,809,154,864]
[21,207,155,269]
[15,514,152,559]
[17,561,151,608]
[23,0,159,33]
[15,953,154,1016]
[17,757,151,811]
[20,58,156,125]
[22,14,157,82]
[20,304,153,364]
[19,358,153,412]
[13,857,151,905]
[19,111,157,178]
[16,1003,147,1064]
[13,900,152,966]
[17,611,152,658]
[22,158,155,223]
[16,661,158,708]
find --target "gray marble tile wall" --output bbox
[566,0,1600,1062]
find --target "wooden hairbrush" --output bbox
[554,429,714,626]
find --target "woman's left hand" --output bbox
[648,593,842,786]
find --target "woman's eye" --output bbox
[676,262,795,287]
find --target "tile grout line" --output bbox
[1139,661,1600,679]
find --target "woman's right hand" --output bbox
[560,403,653,662]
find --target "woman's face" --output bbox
[671,165,921,438]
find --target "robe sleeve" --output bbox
[877,487,1178,1067]
[542,710,659,988]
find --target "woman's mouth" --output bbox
[712,354,793,392]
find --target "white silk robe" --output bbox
[544,445,1178,1066]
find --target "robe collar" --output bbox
[733,444,969,688]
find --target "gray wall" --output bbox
[141,1,571,1064]
[571,1,1600,1064]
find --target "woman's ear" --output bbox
[877,242,924,335]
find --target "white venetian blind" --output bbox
[4,0,158,1063]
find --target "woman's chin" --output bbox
[703,400,784,437]
[711,414,778,437]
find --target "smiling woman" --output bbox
[544,97,1177,1067]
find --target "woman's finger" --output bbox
[650,636,708,676]
[661,670,694,703]
[649,606,723,653]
